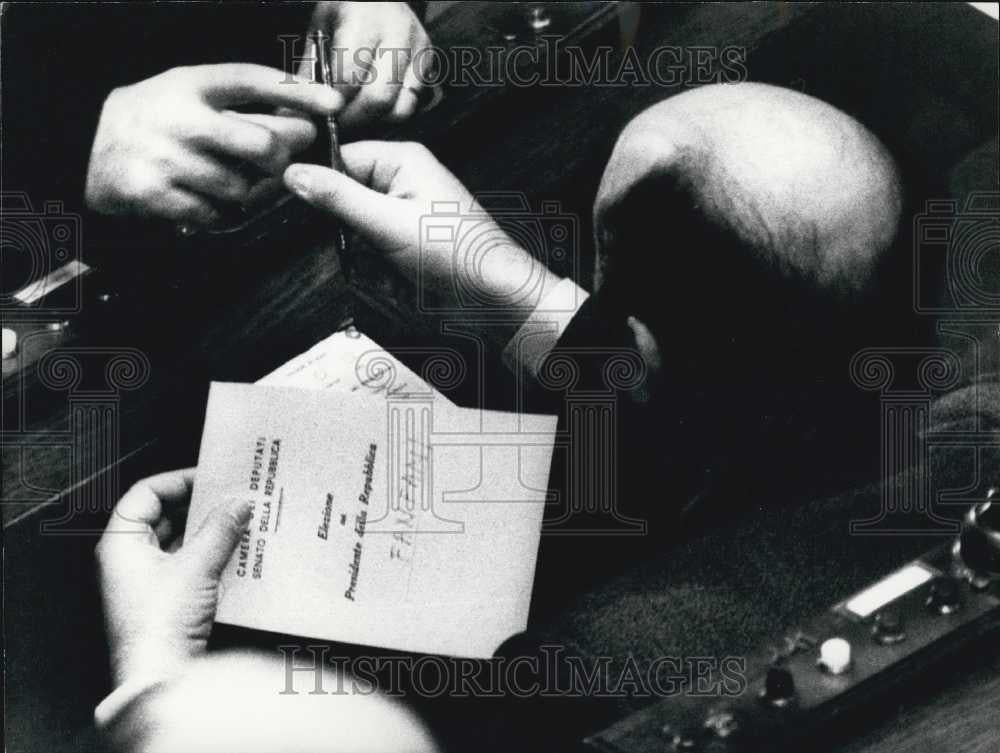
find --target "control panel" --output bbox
[584,489,1000,752]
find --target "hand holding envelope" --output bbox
[186,333,558,658]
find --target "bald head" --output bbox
[594,83,902,298]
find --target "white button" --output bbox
[819,637,852,674]
[1,328,17,359]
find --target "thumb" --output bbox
[283,163,419,251]
[183,500,252,581]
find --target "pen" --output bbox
[311,30,352,281]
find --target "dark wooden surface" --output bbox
[3,3,999,752]
[836,651,1000,753]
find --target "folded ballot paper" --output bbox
[186,329,557,658]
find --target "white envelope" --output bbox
[188,379,557,658]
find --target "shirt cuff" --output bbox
[502,278,589,380]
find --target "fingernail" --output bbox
[392,90,419,121]
[285,166,313,196]
[318,88,344,114]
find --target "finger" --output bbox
[343,44,412,125]
[294,28,345,84]
[182,499,252,581]
[327,26,379,106]
[274,105,306,119]
[337,140,438,193]
[192,112,290,176]
[296,35,318,81]
[171,152,250,203]
[283,162,419,250]
[226,111,317,156]
[103,469,195,540]
[291,139,443,194]
[196,63,342,116]
[390,60,424,122]
[385,27,431,122]
[154,186,221,226]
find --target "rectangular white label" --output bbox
[843,563,936,618]
[13,260,90,304]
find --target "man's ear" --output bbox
[626,315,663,405]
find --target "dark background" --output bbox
[3,3,998,752]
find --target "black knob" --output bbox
[872,610,906,645]
[926,576,962,615]
[959,489,1000,575]
[760,666,796,706]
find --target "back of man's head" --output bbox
[592,83,902,352]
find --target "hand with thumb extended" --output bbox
[284,141,563,319]
[95,469,251,687]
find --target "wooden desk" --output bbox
[3,3,998,752]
